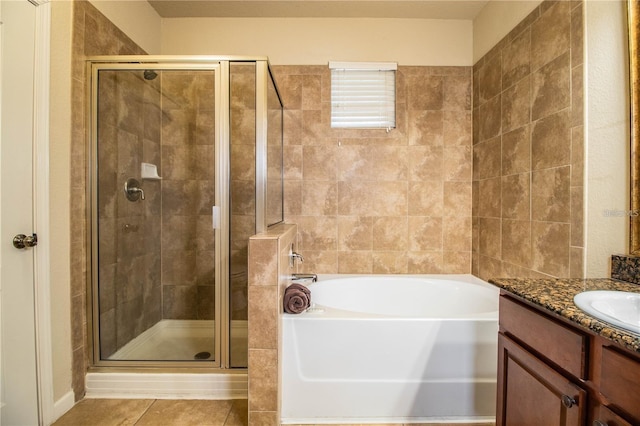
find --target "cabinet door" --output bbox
[497,334,586,426]
[600,346,640,423]
[592,404,633,426]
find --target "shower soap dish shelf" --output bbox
[141,162,162,180]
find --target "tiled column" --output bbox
[247,224,297,425]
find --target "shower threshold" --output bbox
[86,320,248,400]
[85,369,248,400]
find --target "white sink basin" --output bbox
[573,291,640,335]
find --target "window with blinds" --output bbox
[329,61,397,130]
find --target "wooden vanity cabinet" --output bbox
[497,294,640,426]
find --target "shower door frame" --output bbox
[87,57,235,369]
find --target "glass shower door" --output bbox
[229,62,255,368]
[227,61,284,368]
[90,58,284,370]
[93,65,221,363]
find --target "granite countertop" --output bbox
[489,277,640,353]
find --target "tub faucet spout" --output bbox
[292,273,317,283]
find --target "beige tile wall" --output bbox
[96,70,163,358]
[230,63,257,322]
[271,65,473,275]
[472,0,584,280]
[70,0,147,400]
[247,224,298,425]
[92,67,219,356]
[160,71,216,320]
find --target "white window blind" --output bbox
[329,61,397,130]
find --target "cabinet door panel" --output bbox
[600,346,640,423]
[593,404,633,426]
[505,356,562,425]
[497,334,586,426]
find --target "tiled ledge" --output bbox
[247,224,297,425]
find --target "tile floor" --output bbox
[52,398,247,426]
[52,398,495,426]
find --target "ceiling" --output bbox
[147,0,490,19]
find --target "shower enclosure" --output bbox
[87,57,283,369]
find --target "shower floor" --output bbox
[109,319,247,365]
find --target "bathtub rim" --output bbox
[284,273,499,320]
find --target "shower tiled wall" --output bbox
[472,0,584,280]
[97,71,217,355]
[70,0,147,400]
[271,65,473,274]
[160,71,216,320]
[97,71,163,358]
[230,63,257,321]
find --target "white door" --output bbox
[0,0,40,425]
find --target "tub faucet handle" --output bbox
[291,251,304,263]
[288,244,305,268]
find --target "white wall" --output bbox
[89,0,162,54]
[585,0,629,276]
[473,0,542,63]
[49,0,73,404]
[161,18,472,65]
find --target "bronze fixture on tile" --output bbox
[124,178,145,201]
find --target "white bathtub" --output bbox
[281,274,499,424]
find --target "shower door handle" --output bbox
[13,233,38,249]
[212,206,220,229]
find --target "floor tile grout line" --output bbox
[133,398,158,425]
[220,400,234,425]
